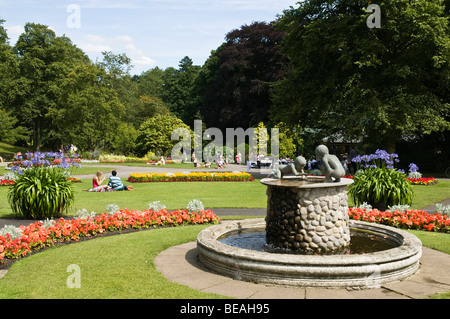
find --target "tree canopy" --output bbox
[273,0,449,152]
[0,5,448,166]
[194,21,290,131]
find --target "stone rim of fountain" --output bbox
[197,218,423,288]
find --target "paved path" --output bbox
[155,240,450,299]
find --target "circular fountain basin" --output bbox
[197,218,422,288]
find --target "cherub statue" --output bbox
[269,156,307,179]
[315,145,345,182]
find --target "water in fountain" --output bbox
[219,228,397,255]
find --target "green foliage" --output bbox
[274,122,299,158]
[274,0,450,152]
[160,57,201,123]
[194,22,290,130]
[12,23,88,151]
[348,168,414,211]
[135,114,192,157]
[8,167,75,219]
[109,122,139,156]
[0,108,28,144]
[47,61,125,151]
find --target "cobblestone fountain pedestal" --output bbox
[262,177,354,254]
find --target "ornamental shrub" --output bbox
[106,204,120,215]
[8,167,75,219]
[435,204,450,217]
[348,168,413,211]
[186,199,205,212]
[149,201,166,211]
[0,225,22,240]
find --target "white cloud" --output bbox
[80,34,156,70]
[5,24,23,43]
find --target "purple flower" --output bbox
[408,163,419,173]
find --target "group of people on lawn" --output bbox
[86,170,134,192]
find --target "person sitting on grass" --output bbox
[92,170,110,192]
[83,170,113,192]
[155,156,165,165]
[108,170,134,191]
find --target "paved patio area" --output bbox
[155,240,450,299]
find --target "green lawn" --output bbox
[0,178,449,218]
[0,178,268,218]
[0,142,27,161]
[0,225,229,299]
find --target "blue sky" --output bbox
[0,0,298,74]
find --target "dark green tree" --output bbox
[47,61,125,151]
[273,0,449,153]
[12,23,88,151]
[195,21,290,131]
[0,19,27,145]
[135,114,192,157]
[161,56,201,122]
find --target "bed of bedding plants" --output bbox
[128,171,253,183]
[0,205,220,267]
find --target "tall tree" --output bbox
[12,23,88,151]
[196,21,290,131]
[47,61,125,151]
[273,0,449,153]
[161,56,200,122]
[0,19,27,145]
[99,51,141,129]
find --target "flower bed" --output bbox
[348,207,450,233]
[0,208,220,264]
[0,180,15,186]
[341,175,437,186]
[67,177,81,183]
[0,177,81,186]
[406,177,437,186]
[128,172,253,183]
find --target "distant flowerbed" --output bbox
[0,180,15,186]
[128,172,253,183]
[348,207,450,233]
[0,208,220,264]
[406,177,437,186]
[341,175,437,186]
[0,177,81,186]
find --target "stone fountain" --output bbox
[197,145,422,288]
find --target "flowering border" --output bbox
[341,175,438,186]
[349,207,449,233]
[128,172,253,183]
[0,208,220,264]
[406,177,437,186]
[0,177,81,186]
[0,180,15,186]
